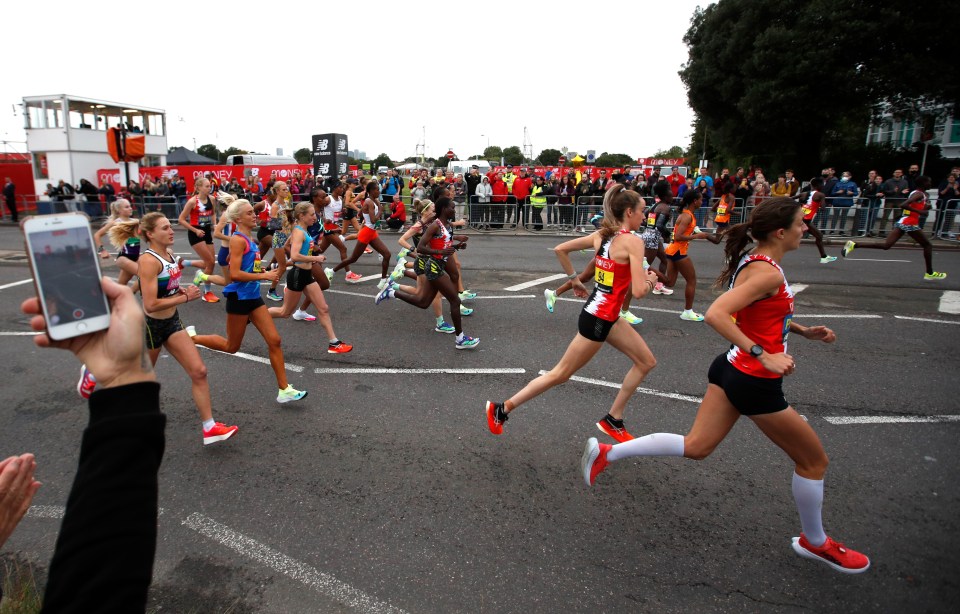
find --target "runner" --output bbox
[178,178,219,303]
[842,176,947,280]
[711,182,737,236]
[263,182,294,301]
[487,185,658,441]
[332,181,391,287]
[192,192,235,290]
[341,177,370,254]
[374,197,479,349]
[663,190,718,321]
[797,178,838,264]
[254,180,278,264]
[639,182,674,296]
[190,199,308,404]
[93,198,140,290]
[136,212,238,444]
[267,202,353,354]
[392,200,454,332]
[580,197,870,574]
[313,184,361,283]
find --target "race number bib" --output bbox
[717,204,727,215]
[646,212,657,227]
[253,251,263,274]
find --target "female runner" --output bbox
[640,182,674,295]
[267,202,353,354]
[797,178,838,264]
[842,176,946,279]
[390,200,452,332]
[135,212,238,444]
[711,182,736,236]
[314,184,361,283]
[93,198,140,290]
[663,190,719,321]
[332,181,391,287]
[581,197,870,574]
[374,197,479,349]
[487,185,658,441]
[190,199,308,404]
[178,178,219,303]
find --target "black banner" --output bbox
[312,133,349,178]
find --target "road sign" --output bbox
[447,150,456,160]
[559,155,566,165]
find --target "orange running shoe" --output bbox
[201,291,220,303]
[792,534,870,574]
[327,341,353,354]
[596,414,635,443]
[203,422,238,445]
[580,437,612,487]
[363,246,373,254]
[485,401,508,435]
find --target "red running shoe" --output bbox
[580,437,611,487]
[203,422,238,446]
[327,341,353,354]
[792,533,870,574]
[596,414,635,443]
[77,365,96,400]
[201,291,220,303]
[485,401,508,435]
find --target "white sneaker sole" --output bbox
[203,429,238,445]
[277,391,308,404]
[581,437,600,487]
[791,537,870,574]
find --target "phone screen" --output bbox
[29,225,109,329]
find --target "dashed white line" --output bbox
[314,367,525,375]
[843,258,911,262]
[198,347,305,372]
[504,273,568,291]
[894,315,960,325]
[0,279,32,291]
[938,291,960,314]
[537,370,702,403]
[183,513,407,614]
[793,314,882,319]
[326,288,377,299]
[823,415,960,425]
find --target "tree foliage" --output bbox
[222,147,248,162]
[483,146,503,161]
[680,0,958,175]
[373,153,393,169]
[651,146,685,159]
[293,148,311,164]
[594,152,635,168]
[502,146,524,166]
[197,144,221,162]
[536,148,563,165]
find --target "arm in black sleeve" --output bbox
[41,382,166,614]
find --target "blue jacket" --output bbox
[830,179,859,207]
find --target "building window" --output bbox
[950,118,960,144]
[33,153,48,180]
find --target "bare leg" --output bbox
[506,333,604,412]
[603,321,657,420]
[163,331,213,422]
[247,306,288,390]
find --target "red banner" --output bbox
[96,164,314,192]
[491,166,627,180]
[636,158,686,167]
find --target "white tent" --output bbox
[395,162,427,173]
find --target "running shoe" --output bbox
[791,533,870,574]
[435,321,455,334]
[455,334,479,350]
[202,422,239,446]
[485,400,508,435]
[924,271,947,280]
[363,246,373,254]
[77,365,96,400]
[193,270,208,286]
[596,414,635,443]
[201,291,220,303]
[345,271,363,283]
[589,213,603,228]
[620,310,643,325]
[397,247,410,261]
[544,288,557,313]
[820,256,838,264]
[277,385,308,404]
[177,256,189,270]
[185,325,197,338]
[324,267,334,282]
[377,277,391,290]
[458,290,477,301]
[391,260,406,281]
[459,305,474,316]
[580,437,611,487]
[680,309,704,322]
[327,340,353,354]
[375,284,394,305]
[292,309,316,322]
[266,289,282,302]
[652,283,673,295]
[841,240,856,258]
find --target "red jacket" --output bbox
[512,175,532,200]
[492,179,509,203]
[667,173,685,196]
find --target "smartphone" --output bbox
[22,213,111,340]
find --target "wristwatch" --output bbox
[749,344,763,358]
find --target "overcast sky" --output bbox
[0,0,707,162]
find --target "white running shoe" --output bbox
[680,309,704,322]
[292,309,316,322]
[277,385,307,403]
[820,256,838,264]
[652,282,674,295]
[544,288,557,313]
[324,267,334,282]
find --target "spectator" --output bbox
[771,175,791,197]
[734,176,752,211]
[411,180,427,204]
[906,163,921,190]
[59,180,77,212]
[695,166,713,192]
[860,171,883,236]
[491,171,509,228]
[829,171,859,235]
[502,164,517,196]
[475,175,493,227]
[575,172,593,207]
[751,173,770,206]
[127,180,143,206]
[676,176,695,200]
[821,167,838,201]
[592,169,612,197]
[555,174,575,227]
[2,176,17,222]
[695,178,713,227]
[511,168,532,227]
[665,166,685,196]
[529,175,548,230]
[465,165,482,203]
[380,169,402,202]
[97,178,116,208]
[879,169,910,236]
[784,169,800,197]
[452,173,467,203]
[386,193,406,230]
[935,171,960,238]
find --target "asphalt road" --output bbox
[1,225,958,613]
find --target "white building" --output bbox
[866,111,960,159]
[22,94,168,195]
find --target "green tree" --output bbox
[680,0,958,176]
[373,153,393,169]
[222,147,249,163]
[197,144,221,162]
[293,148,311,164]
[502,146,524,166]
[483,145,504,161]
[594,152,635,168]
[536,148,562,165]
[651,146,685,159]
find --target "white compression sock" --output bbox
[606,433,685,462]
[792,472,827,546]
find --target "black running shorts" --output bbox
[145,311,184,350]
[577,310,616,343]
[707,353,788,416]
[188,226,213,246]
[286,266,316,292]
[414,255,447,281]
[224,291,265,316]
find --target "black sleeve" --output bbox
[41,382,166,614]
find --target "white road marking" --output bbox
[326,288,377,299]
[894,315,960,325]
[467,295,536,300]
[504,273,568,291]
[793,314,882,319]
[0,278,32,291]
[183,513,407,614]
[538,370,702,403]
[824,415,960,425]
[938,291,960,314]
[0,331,41,336]
[315,367,525,375]
[844,258,911,262]
[791,284,808,293]
[355,274,384,283]
[198,347,305,372]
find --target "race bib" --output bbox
[802,205,812,217]
[253,251,262,273]
[717,204,727,215]
[646,212,657,227]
